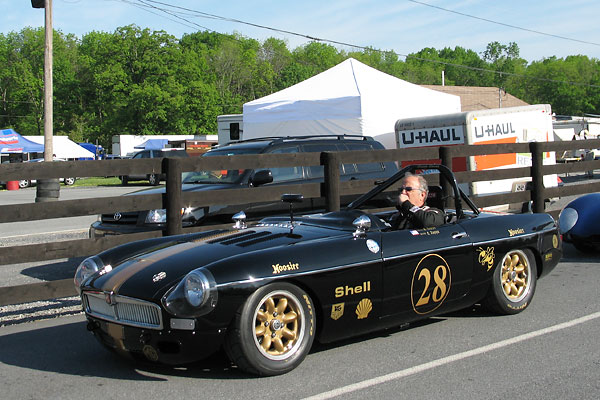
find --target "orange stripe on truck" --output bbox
[473,137,517,170]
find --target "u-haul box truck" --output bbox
[395,104,558,209]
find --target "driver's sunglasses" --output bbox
[400,186,422,193]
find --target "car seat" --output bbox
[426,185,444,211]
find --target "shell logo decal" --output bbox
[355,298,373,319]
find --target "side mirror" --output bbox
[352,215,371,237]
[250,169,273,186]
[232,211,247,229]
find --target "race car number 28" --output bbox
[411,253,452,314]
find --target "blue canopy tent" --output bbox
[0,129,44,153]
[134,139,168,150]
[78,142,103,160]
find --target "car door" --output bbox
[379,220,473,320]
[129,151,150,180]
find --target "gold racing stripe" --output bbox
[100,230,247,293]
[101,241,198,293]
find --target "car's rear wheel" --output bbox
[64,177,76,185]
[148,173,159,186]
[483,249,537,314]
[120,176,128,186]
[19,180,30,188]
[225,283,315,376]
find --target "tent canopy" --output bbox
[25,136,95,159]
[134,139,168,150]
[242,58,461,149]
[0,129,44,153]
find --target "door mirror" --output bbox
[250,169,273,186]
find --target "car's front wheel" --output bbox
[225,283,316,376]
[19,180,30,188]
[483,248,537,314]
[120,176,128,186]
[63,177,76,185]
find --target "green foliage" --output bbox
[1,25,599,149]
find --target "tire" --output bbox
[19,180,30,188]
[483,249,537,315]
[225,283,316,376]
[148,173,159,186]
[120,176,129,186]
[63,177,76,186]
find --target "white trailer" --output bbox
[217,114,243,146]
[395,104,558,209]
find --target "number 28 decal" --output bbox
[411,253,452,314]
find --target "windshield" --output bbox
[182,147,260,184]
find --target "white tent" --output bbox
[25,136,95,159]
[242,58,461,149]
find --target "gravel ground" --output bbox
[0,296,83,327]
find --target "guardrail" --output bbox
[1,139,600,305]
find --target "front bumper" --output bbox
[86,315,227,365]
[89,221,163,238]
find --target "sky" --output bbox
[2,0,600,63]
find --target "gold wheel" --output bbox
[500,250,531,302]
[253,290,303,360]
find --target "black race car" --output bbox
[74,164,562,376]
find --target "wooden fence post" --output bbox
[164,157,183,236]
[439,146,453,206]
[321,152,341,212]
[529,142,545,213]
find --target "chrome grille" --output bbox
[83,292,163,330]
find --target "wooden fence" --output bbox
[1,139,600,305]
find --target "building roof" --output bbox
[421,85,529,111]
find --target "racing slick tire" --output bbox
[148,173,159,186]
[483,248,537,315]
[225,283,315,376]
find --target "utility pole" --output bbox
[32,0,58,201]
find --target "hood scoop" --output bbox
[207,230,291,248]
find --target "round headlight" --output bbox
[74,256,103,292]
[184,271,209,307]
[558,207,578,234]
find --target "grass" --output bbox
[71,177,123,187]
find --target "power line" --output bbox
[116,0,600,89]
[408,0,600,47]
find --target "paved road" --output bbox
[0,184,151,240]
[0,244,598,399]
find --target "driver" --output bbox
[389,173,445,230]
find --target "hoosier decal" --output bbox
[272,262,299,274]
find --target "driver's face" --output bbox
[399,176,427,207]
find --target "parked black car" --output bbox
[90,135,398,238]
[120,148,188,186]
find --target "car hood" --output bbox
[84,210,375,300]
[126,182,240,196]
